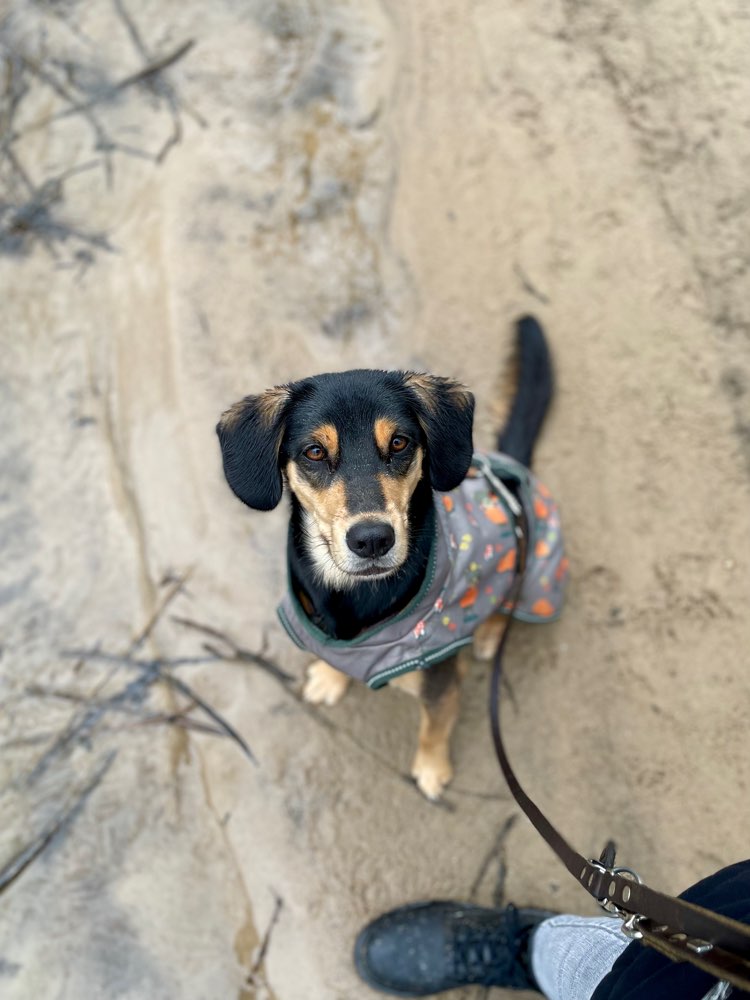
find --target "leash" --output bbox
[489,504,750,992]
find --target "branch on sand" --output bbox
[6,39,195,146]
[0,752,116,896]
[171,616,296,684]
[247,892,284,985]
[46,646,258,767]
[468,813,518,904]
[25,571,192,785]
[0,4,199,260]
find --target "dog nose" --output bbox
[346,521,395,559]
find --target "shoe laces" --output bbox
[452,904,530,988]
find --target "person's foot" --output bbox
[354,900,554,996]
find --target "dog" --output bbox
[217,315,567,799]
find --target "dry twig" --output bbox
[14,40,194,139]
[247,893,284,985]
[162,672,257,765]
[172,615,295,684]
[25,571,192,784]
[0,752,116,896]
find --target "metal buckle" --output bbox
[592,861,643,917]
[612,884,714,956]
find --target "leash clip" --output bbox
[472,454,523,518]
[591,860,643,918]
[621,914,644,940]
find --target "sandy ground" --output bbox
[2,1,750,998]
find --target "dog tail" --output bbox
[497,315,553,469]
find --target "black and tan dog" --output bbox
[217,317,555,799]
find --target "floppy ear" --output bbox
[216,386,291,511]
[403,374,475,492]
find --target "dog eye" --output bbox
[303,445,327,461]
[390,435,409,453]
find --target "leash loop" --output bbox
[598,865,642,917]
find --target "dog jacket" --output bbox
[278,451,568,689]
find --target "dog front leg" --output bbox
[302,659,351,706]
[411,657,462,801]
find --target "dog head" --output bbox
[217,369,474,588]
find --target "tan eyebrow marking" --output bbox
[310,423,339,459]
[374,417,398,454]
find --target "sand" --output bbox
[1,1,749,997]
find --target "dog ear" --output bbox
[403,374,475,492]
[216,386,291,511]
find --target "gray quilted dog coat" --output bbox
[278,451,568,689]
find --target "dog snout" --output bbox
[346,521,395,559]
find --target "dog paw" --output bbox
[302,660,350,706]
[411,749,453,801]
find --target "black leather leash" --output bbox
[489,505,750,992]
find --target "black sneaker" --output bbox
[354,900,554,997]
